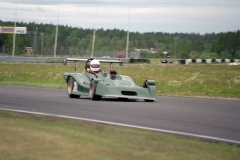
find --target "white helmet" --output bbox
[90,59,100,72]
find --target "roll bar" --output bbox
[63,57,123,74]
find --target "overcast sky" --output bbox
[0,0,239,34]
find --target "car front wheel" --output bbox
[90,80,102,101]
[67,77,80,98]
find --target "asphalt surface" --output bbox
[1,85,240,144]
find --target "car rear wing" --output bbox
[63,57,123,73]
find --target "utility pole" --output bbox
[40,33,44,56]
[54,4,60,58]
[91,6,98,58]
[12,23,16,57]
[126,8,131,59]
[91,29,96,58]
[126,30,129,59]
[12,1,17,57]
[174,37,178,59]
[33,27,38,56]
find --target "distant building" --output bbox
[115,48,159,58]
[130,50,140,58]
[150,48,159,53]
[190,51,197,56]
[134,48,160,53]
[115,51,126,58]
[163,51,170,58]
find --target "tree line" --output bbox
[0,20,239,59]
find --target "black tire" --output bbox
[118,97,128,101]
[144,99,154,102]
[89,80,102,101]
[143,80,154,102]
[143,80,149,88]
[67,77,80,98]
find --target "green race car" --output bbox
[63,58,156,102]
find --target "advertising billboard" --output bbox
[2,26,14,34]
[1,26,27,34]
[15,27,27,34]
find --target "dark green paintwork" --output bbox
[63,58,156,101]
[63,72,156,101]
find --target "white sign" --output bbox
[0,26,1,33]
[15,27,27,34]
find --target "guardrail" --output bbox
[179,59,240,65]
[0,56,132,63]
[0,56,64,63]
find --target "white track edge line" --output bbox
[1,108,240,145]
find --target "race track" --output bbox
[1,85,240,144]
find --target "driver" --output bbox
[90,59,102,74]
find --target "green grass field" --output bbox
[1,110,240,160]
[0,62,240,159]
[0,62,240,98]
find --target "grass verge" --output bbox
[1,110,240,160]
[0,62,240,98]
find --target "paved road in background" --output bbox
[1,85,240,144]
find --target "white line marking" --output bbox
[1,108,240,145]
